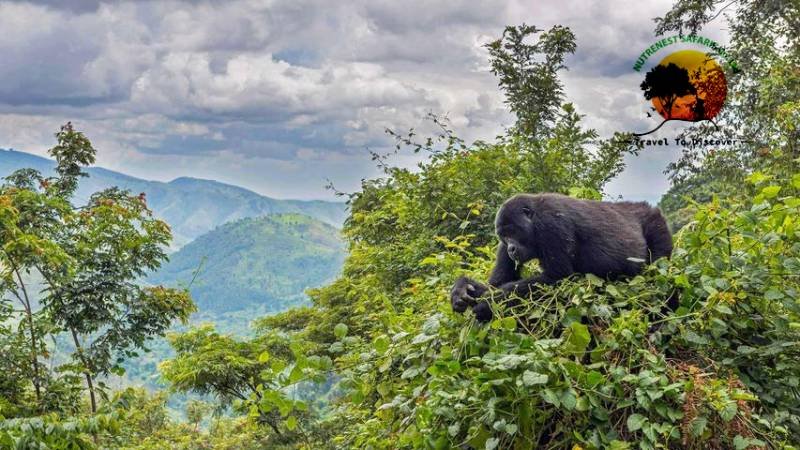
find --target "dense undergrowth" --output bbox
[315,170,800,449]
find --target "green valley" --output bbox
[148,213,344,314]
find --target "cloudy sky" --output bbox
[0,0,732,202]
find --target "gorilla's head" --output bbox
[494,194,539,264]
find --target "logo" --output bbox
[631,35,738,143]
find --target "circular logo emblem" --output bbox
[642,49,727,122]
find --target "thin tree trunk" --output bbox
[69,328,97,413]
[12,267,42,404]
[32,266,98,414]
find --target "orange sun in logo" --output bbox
[641,50,727,122]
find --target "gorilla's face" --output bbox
[495,196,538,263]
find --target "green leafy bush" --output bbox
[237,118,796,448]
[0,412,121,449]
[323,170,800,448]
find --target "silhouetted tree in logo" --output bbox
[640,63,696,120]
[635,53,728,136]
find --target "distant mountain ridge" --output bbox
[0,149,347,248]
[147,213,345,314]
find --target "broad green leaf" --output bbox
[714,304,733,315]
[374,335,390,354]
[746,171,769,185]
[765,289,784,300]
[586,370,604,387]
[720,402,738,422]
[328,342,344,353]
[522,370,548,386]
[501,317,517,330]
[761,185,781,198]
[575,396,590,411]
[560,389,577,410]
[448,423,460,437]
[563,322,591,354]
[626,414,646,432]
[541,389,561,407]
[585,273,604,286]
[334,323,348,339]
[492,419,507,431]
[431,436,449,450]
[690,417,707,437]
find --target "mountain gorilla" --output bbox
[451,193,673,322]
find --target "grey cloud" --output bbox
[361,0,508,33]
[0,0,730,200]
[10,0,102,13]
[0,2,155,106]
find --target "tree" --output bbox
[1,137,73,410]
[105,388,271,449]
[185,400,211,432]
[40,186,194,413]
[0,299,38,413]
[640,62,696,120]
[0,123,195,415]
[486,24,577,139]
[160,324,331,447]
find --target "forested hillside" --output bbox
[148,214,344,313]
[118,214,344,394]
[0,149,347,248]
[1,1,798,449]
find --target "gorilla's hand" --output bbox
[472,301,494,322]
[450,276,488,313]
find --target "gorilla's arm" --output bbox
[497,248,574,298]
[455,214,576,321]
[450,243,519,313]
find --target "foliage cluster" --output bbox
[313,167,800,449]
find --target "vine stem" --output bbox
[633,117,720,137]
[634,119,674,137]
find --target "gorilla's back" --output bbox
[540,195,651,277]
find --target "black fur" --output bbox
[451,193,673,322]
